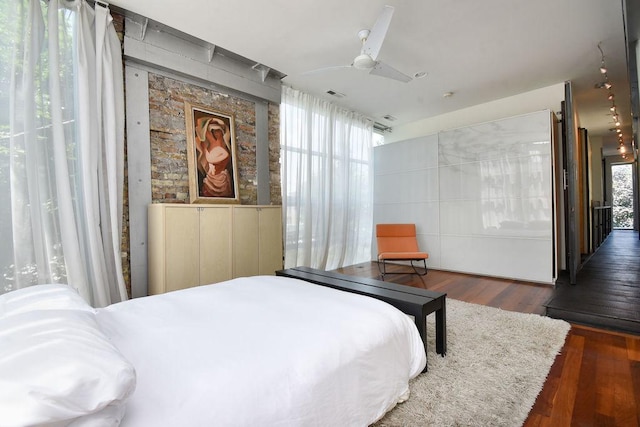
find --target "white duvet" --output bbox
[96,275,426,426]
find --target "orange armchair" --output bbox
[376,224,428,279]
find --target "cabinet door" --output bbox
[164,206,200,292]
[232,207,260,277]
[199,206,233,284]
[258,207,283,274]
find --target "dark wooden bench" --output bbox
[275,266,446,371]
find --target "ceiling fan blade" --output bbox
[369,61,412,83]
[301,65,352,76]
[362,5,394,60]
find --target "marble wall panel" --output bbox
[373,110,555,283]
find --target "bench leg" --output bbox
[415,309,428,372]
[435,302,447,356]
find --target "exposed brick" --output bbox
[147,73,280,208]
[117,14,282,296]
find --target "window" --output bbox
[0,0,127,305]
[612,163,634,229]
[280,87,373,270]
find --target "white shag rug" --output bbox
[375,299,571,427]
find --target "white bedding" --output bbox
[96,275,426,426]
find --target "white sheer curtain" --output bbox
[280,86,374,270]
[0,0,127,306]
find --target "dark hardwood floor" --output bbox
[334,261,640,426]
[337,262,553,315]
[545,229,640,334]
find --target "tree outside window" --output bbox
[611,163,634,229]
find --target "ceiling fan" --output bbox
[304,5,412,83]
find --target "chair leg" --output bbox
[377,259,386,280]
[410,259,428,276]
[378,259,427,278]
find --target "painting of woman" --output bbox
[194,116,233,197]
[185,103,239,203]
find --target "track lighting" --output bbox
[597,43,624,147]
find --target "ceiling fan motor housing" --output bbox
[354,53,376,69]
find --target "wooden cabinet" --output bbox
[148,204,232,294]
[148,204,282,295]
[232,206,284,277]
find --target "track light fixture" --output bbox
[597,43,624,150]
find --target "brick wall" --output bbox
[148,74,281,205]
[268,103,282,205]
[115,13,282,297]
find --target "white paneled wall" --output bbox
[373,135,441,267]
[373,110,555,284]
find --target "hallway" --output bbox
[545,229,640,334]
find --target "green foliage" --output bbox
[612,164,634,228]
[0,1,77,289]
[2,254,67,293]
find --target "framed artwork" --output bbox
[184,101,240,204]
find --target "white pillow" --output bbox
[0,284,94,318]
[0,308,136,427]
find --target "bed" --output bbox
[0,275,426,426]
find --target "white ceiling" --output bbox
[110,0,634,155]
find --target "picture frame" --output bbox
[184,101,240,204]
